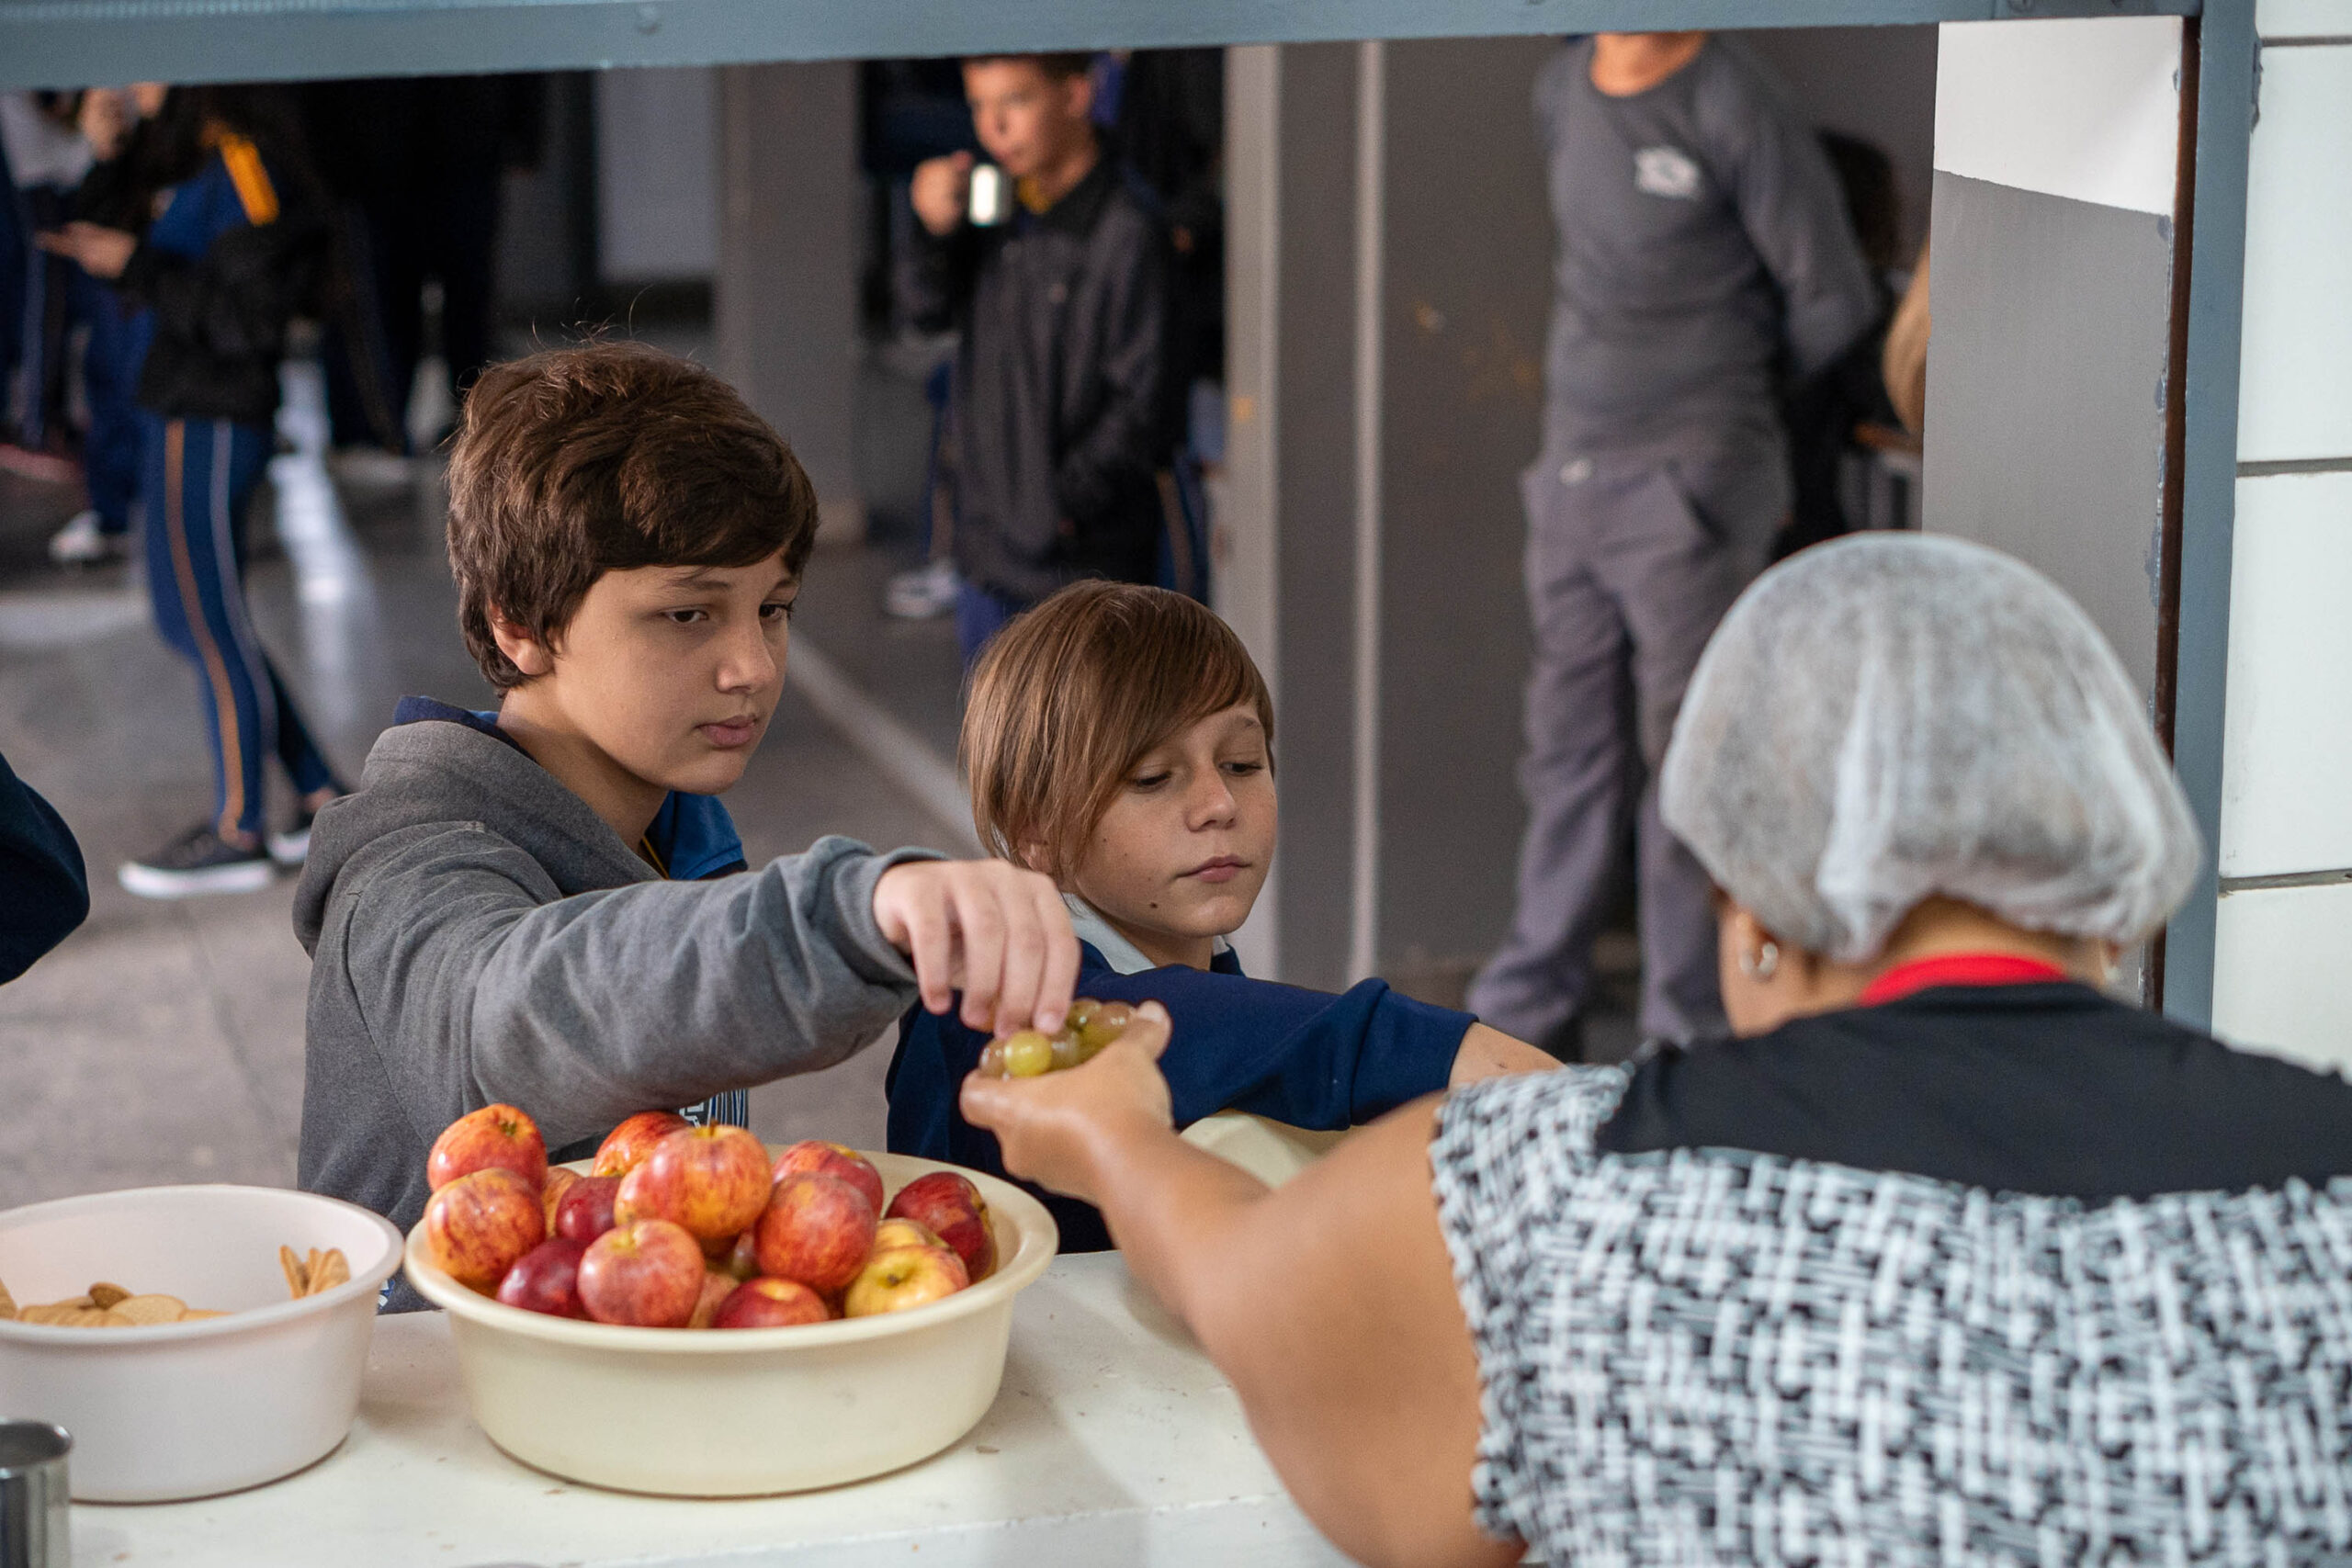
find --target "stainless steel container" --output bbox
[0,1423,69,1568]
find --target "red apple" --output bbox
[591,1111,693,1179]
[615,1125,771,1248]
[886,1170,997,1283]
[576,1219,705,1328]
[424,1167,546,1292]
[753,1172,876,1294]
[496,1236,590,1318]
[540,1167,581,1232]
[427,1103,548,1192]
[687,1269,737,1329]
[718,1229,761,1282]
[843,1244,969,1318]
[770,1140,886,1214]
[873,1217,943,1253]
[713,1276,833,1329]
[554,1174,623,1244]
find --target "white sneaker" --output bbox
[48,510,125,567]
[885,559,961,621]
[119,824,277,899]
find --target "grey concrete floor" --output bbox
[0,385,967,1212]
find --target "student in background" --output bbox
[39,85,350,897]
[0,90,95,484]
[46,85,156,567]
[896,53,1174,664]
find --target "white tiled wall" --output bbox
[2212,882,2352,1076]
[2235,45,2352,464]
[2219,471,2352,878]
[2257,0,2352,37]
[2211,26,2352,1062]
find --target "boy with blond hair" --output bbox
[888,582,1551,1249]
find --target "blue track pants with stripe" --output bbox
[141,414,337,840]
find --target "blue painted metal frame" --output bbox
[2161,0,2256,1029]
[0,0,2194,90]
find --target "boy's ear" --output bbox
[488,606,557,680]
[1016,840,1057,878]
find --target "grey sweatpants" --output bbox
[1469,432,1787,1047]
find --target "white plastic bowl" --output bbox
[0,1184,404,1501]
[404,1149,1057,1496]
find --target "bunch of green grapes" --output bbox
[977,998,1138,1078]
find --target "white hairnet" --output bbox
[1659,533,2201,964]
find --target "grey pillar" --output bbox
[1220,38,1552,996]
[716,61,864,541]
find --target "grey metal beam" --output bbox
[2162,0,2256,1029]
[1,0,2196,91]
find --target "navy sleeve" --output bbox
[0,752,88,984]
[1142,965,1471,1130]
[885,957,1473,1252]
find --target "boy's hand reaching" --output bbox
[960,1002,1175,1206]
[873,859,1079,1037]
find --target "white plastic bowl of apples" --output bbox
[401,1106,1057,1496]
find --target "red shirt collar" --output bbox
[1857,952,2072,1008]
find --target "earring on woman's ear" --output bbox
[1738,940,1780,981]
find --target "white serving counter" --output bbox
[70,1254,1353,1567]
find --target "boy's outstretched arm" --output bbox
[908,966,1549,1143]
[962,1009,1522,1568]
[334,834,1074,1153]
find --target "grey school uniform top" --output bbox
[1533,38,1876,456]
[1430,979,2352,1563]
[293,707,935,1310]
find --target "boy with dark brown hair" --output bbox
[295,342,1076,1306]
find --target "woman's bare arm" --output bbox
[1451,1021,1559,1086]
[962,1007,1522,1568]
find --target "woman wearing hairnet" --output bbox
[963,534,2352,1568]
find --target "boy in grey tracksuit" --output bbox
[1470,33,1876,1052]
[293,343,1077,1308]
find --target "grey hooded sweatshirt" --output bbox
[292,715,933,1308]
